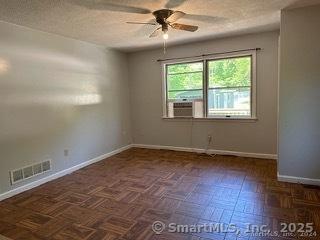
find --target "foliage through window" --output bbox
[164,52,256,119]
[167,62,203,100]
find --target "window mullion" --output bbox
[165,64,169,117]
[203,59,208,118]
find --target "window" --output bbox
[163,51,256,119]
[166,62,204,118]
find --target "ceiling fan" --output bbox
[126,9,198,39]
[71,0,222,40]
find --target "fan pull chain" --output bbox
[163,39,167,54]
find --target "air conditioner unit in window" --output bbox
[173,101,193,117]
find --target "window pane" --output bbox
[167,62,203,74]
[208,87,250,116]
[208,56,251,88]
[168,89,203,100]
[167,62,203,101]
[207,56,251,117]
[167,72,203,91]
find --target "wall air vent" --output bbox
[23,166,33,179]
[11,169,23,183]
[10,159,51,185]
[42,160,51,172]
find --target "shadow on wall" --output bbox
[0,45,105,143]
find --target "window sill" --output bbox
[162,117,258,122]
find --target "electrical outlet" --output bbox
[64,149,69,157]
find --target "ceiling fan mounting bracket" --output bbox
[153,9,174,24]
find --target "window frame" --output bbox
[162,50,257,120]
[164,59,204,117]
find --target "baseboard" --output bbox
[131,144,277,160]
[0,144,132,201]
[278,173,320,186]
[0,143,276,201]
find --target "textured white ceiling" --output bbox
[0,0,314,51]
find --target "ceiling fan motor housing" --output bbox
[153,9,174,24]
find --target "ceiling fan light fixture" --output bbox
[126,8,198,47]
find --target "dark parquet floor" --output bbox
[0,148,319,240]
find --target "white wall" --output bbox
[128,31,279,155]
[0,21,132,194]
[278,5,320,180]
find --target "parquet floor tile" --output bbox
[99,216,136,235]
[52,224,95,240]
[0,148,319,239]
[16,212,53,232]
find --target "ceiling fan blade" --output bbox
[149,27,162,38]
[184,14,225,23]
[71,1,151,14]
[127,22,157,25]
[170,23,198,32]
[165,0,187,8]
[166,11,186,23]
